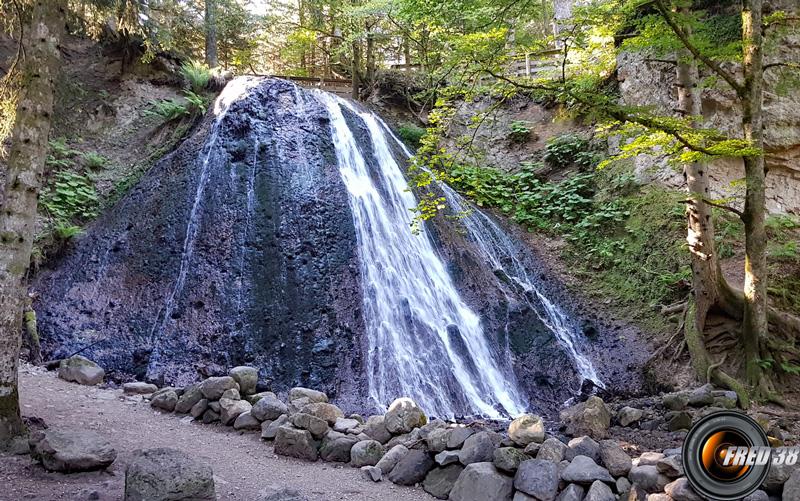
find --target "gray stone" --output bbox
[29,429,116,473]
[508,414,546,446]
[261,414,289,440]
[229,366,258,395]
[688,383,715,406]
[616,477,631,497]
[559,396,611,439]
[493,447,529,473]
[350,440,386,467]
[288,387,327,406]
[219,398,251,426]
[713,391,738,409]
[361,465,382,482]
[448,426,476,449]
[387,448,435,486]
[585,480,615,501]
[300,402,344,425]
[449,462,513,501]
[256,485,308,501]
[333,418,360,433]
[190,399,208,419]
[435,449,461,466]
[637,451,665,466]
[385,398,427,434]
[663,477,703,501]
[208,401,221,413]
[124,448,214,501]
[537,437,568,463]
[376,444,409,474]
[291,412,329,439]
[561,455,614,484]
[423,465,464,499]
[783,470,800,501]
[459,431,500,465]
[742,490,768,501]
[514,459,559,501]
[200,376,238,400]
[617,406,644,427]
[174,385,203,414]
[568,436,600,462]
[668,411,692,431]
[656,455,683,477]
[523,442,541,456]
[150,390,178,412]
[425,428,451,453]
[274,426,318,461]
[246,391,276,405]
[251,394,288,422]
[628,465,669,493]
[556,483,585,501]
[599,439,632,477]
[319,431,358,462]
[513,493,535,501]
[201,409,219,424]
[233,410,261,431]
[123,382,158,395]
[662,392,689,411]
[58,356,105,386]
[764,461,797,493]
[364,415,392,444]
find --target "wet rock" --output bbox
[319,431,358,462]
[291,412,330,439]
[124,448,215,501]
[376,444,409,474]
[200,376,238,400]
[387,448,435,486]
[617,406,643,427]
[300,402,343,425]
[58,356,105,386]
[628,465,670,493]
[584,480,615,501]
[537,437,568,463]
[424,465,463,499]
[274,426,318,461]
[190,399,208,419]
[435,449,461,466]
[256,485,308,501]
[29,429,117,472]
[233,410,261,431]
[449,462,513,501]
[663,477,703,501]
[448,426,476,449]
[361,465,382,482]
[598,439,631,477]
[459,431,500,465]
[656,455,683,477]
[514,459,559,501]
[556,483,585,501]
[559,396,611,439]
[123,382,158,395]
[174,385,203,414]
[333,418,360,433]
[219,398,251,426]
[261,414,289,440]
[384,398,427,434]
[493,447,529,473]
[251,394,288,422]
[561,455,614,484]
[229,366,258,395]
[508,414,545,446]
[567,436,600,462]
[150,390,178,412]
[364,415,392,444]
[350,440,386,467]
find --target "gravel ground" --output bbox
[0,365,432,501]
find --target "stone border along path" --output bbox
[2,364,431,500]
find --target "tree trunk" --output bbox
[366,26,376,87]
[204,0,218,69]
[0,0,63,449]
[740,0,768,388]
[351,38,361,100]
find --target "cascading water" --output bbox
[315,91,528,419]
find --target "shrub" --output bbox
[508,120,531,142]
[398,123,426,149]
[40,170,99,222]
[180,61,211,93]
[543,133,600,168]
[82,151,109,169]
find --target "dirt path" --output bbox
[0,365,432,501]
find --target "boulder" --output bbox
[662,392,689,411]
[447,426,476,449]
[58,356,105,386]
[200,376,238,400]
[687,383,715,406]
[124,448,215,501]
[252,394,288,422]
[449,462,513,501]
[233,410,262,431]
[123,382,158,395]
[617,406,643,427]
[291,412,330,439]
[560,455,614,484]
[201,409,219,424]
[319,431,358,462]
[300,402,344,425]
[333,418,360,433]
[616,477,631,497]
[190,399,209,419]
[656,455,683,477]
[537,437,568,463]
[376,444,409,474]
[423,465,464,499]
[219,398,251,426]
[493,447,529,473]
[384,398,427,434]
[29,429,116,472]
[628,465,670,493]
[434,450,461,466]
[229,366,258,395]
[567,436,600,462]
[364,415,392,444]
[559,396,611,439]
[246,391,276,405]
[638,451,665,466]
[288,387,327,408]
[784,470,800,501]
[555,483,584,501]
[664,477,703,501]
[387,448,435,486]
[425,427,451,453]
[668,411,692,431]
[459,431,500,465]
[174,385,203,414]
[742,490,769,501]
[256,485,308,501]
[712,390,738,409]
[261,414,290,440]
[150,390,179,412]
[361,465,383,482]
[221,388,241,400]
[599,440,632,477]
[274,426,318,461]
[514,459,559,501]
[584,480,615,501]
[508,414,545,446]
[350,440,386,467]
[763,461,797,493]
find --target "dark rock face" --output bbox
[35,79,365,404]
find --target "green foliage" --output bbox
[40,171,99,223]
[397,123,426,149]
[180,61,211,93]
[145,90,207,123]
[543,134,598,168]
[82,151,109,169]
[508,120,531,142]
[52,222,83,240]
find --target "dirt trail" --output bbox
[0,365,431,501]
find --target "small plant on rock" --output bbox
[508,120,532,143]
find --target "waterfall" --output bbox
[314,91,528,419]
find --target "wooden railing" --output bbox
[273,75,353,96]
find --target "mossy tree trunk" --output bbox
[0,0,63,448]
[204,0,219,69]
